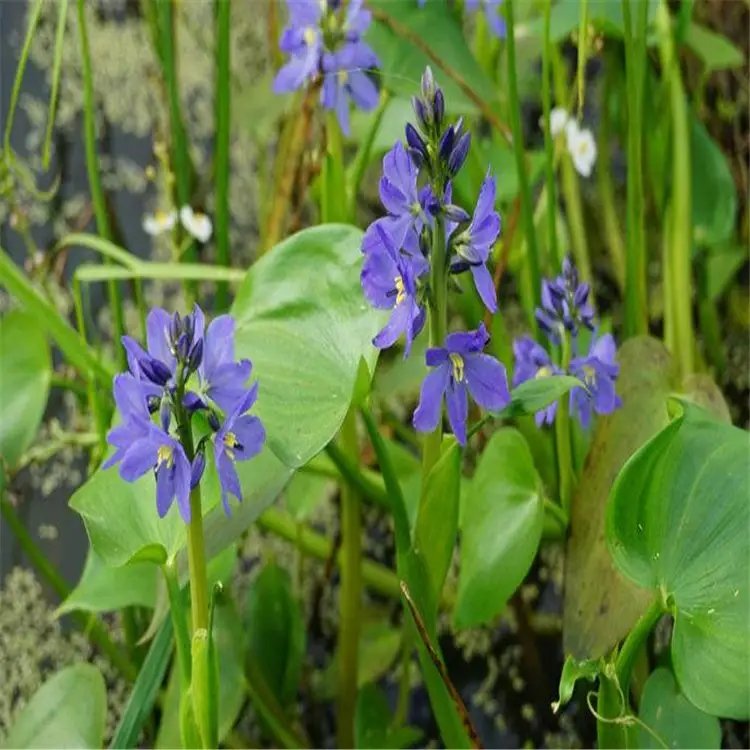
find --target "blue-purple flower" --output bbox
[512,336,560,426]
[214,387,266,515]
[448,173,500,313]
[413,323,510,445]
[377,141,435,248]
[535,256,595,344]
[362,222,428,357]
[569,333,621,428]
[105,305,265,522]
[273,0,380,134]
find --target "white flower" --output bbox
[550,107,570,138]
[565,121,597,178]
[180,206,212,243]
[142,209,177,236]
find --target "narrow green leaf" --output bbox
[355,683,423,749]
[110,618,173,750]
[244,562,305,707]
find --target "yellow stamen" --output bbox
[394,276,407,305]
[450,353,465,382]
[582,364,597,387]
[157,444,174,469]
[535,365,552,378]
[303,26,317,45]
[337,69,349,85]
[223,431,238,461]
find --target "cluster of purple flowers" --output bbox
[273,0,380,134]
[360,68,510,445]
[104,306,265,522]
[513,257,621,428]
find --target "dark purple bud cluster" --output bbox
[535,256,595,343]
[407,68,471,190]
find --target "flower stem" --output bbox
[336,408,362,749]
[555,333,574,515]
[422,215,447,480]
[541,0,559,271]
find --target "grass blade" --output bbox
[109,618,174,749]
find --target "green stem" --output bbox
[615,598,663,689]
[0,496,135,681]
[422,215,447,480]
[552,47,592,283]
[214,0,231,310]
[77,0,126,370]
[622,0,649,336]
[507,0,542,310]
[576,0,589,117]
[324,442,388,508]
[42,0,68,170]
[163,561,192,688]
[657,1,694,377]
[596,52,626,291]
[555,333,574,516]
[3,0,43,154]
[336,409,362,749]
[541,0,559,270]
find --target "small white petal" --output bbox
[550,107,570,137]
[142,209,177,236]
[567,126,597,178]
[180,206,213,242]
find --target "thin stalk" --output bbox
[336,409,362,749]
[77,0,126,369]
[0,497,136,681]
[3,0,43,155]
[422,215,447,480]
[657,1,694,377]
[163,561,192,688]
[596,597,663,749]
[42,0,68,170]
[324,441,388,508]
[576,0,589,117]
[622,0,649,335]
[552,47,592,283]
[596,53,626,290]
[541,0,559,270]
[214,0,231,310]
[506,0,542,309]
[554,333,574,515]
[322,112,347,223]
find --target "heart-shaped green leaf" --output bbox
[71,445,289,568]
[607,402,750,719]
[57,548,158,615]
[231,224,385,468]
[637,667,721,749]
[2,664,106,749]
[455,428,543,628]
[0,310,51,469]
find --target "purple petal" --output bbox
[413,365,450,433]
[174,450,192,522]
[470,263,497,313]
[445,381,468,446]
[216,449,242,515]
[207,360,252,413]
[232,415,266,461]
[464,353,510,412]
[347,70,379,111]
[202,315,235,380]
[146,308,175,369]
[119,437,157,482]
[156,462,175,518]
